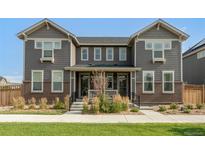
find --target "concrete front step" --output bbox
[71,104,83,108]
[76,99,83,102]
[70,107,83,111]
[72,102,83,105]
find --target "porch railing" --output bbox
[88,89,118,100]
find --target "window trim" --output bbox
[35,41,43,49]
[81,47,89,61]
[119,47,127,61]
[106,47,114,61]
[31,70,44,93]
[142,71,155,94]
[145,41,153,50]
[162,71,175,94]
[106,73,114,90]
[94,47,102,61]
[51,70,64,93]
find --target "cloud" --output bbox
[3,75,23,83]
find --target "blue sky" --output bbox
[0,18,205,83]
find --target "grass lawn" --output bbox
[0,123,205,136]
[0,109,67,115]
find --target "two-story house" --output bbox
[17,18,188,106]
[183,38,205,84]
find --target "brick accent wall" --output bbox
[136,82,182,105]
[22,81,70,103]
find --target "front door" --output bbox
[79,73,90,98]
[117,74,128,96]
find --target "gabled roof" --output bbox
[0,76,7,82]
[17,18,79,44]
[183,38,205,57]
[77,37,129,45]
[129,19,189,43]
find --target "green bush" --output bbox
[82,103,89,113]
[169,103,178,110]
[109,103,121,113]
[99,94,110,113]
[158,105,166,112]
[196,103,204,109]
[54,101,65,109]
[130,107,139,112]
[186,104,193,110]
[183,107,191,113]
[121,103,128,111]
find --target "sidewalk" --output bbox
[0,110,204,123]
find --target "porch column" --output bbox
[70,71,76,101]
[130,71,136,102]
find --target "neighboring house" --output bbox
[0,76,8,86]
[17,18,188,106]
[183,39,205,84]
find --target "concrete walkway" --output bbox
[0,110,204,123]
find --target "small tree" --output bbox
[91,70,108,96]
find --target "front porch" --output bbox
[65,65,140,102]
[76,72,130,100]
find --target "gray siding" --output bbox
[183,54,205,84]
[139,25,179,39]
[24,40,70,82]
[135,41,181,81]
[27,24,67,38]
[76,46,133,66]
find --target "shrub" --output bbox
[196,103,204,109]
[158,105,166,112]
[91,96,100,114]
[169,103,178,110]
[130,107,139,112]
[121,96,129,111]
[82,96,89,113]
[99,94,110,113]
[109,103,121,113]
[183,107,191,113]
[186,104,193,110]
[64,95,70,110]
[53,97,65,109]
[39,97,48,110]
[12,96,25,110]
[28,97,36,109]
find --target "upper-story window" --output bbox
[197,50,205,59]
[94,47,102,61]
[153,42,164,60]
[145,40,172,63]
[81,47,89,61]
[143,71,154,93]
[35,40,61,63]
[162,71,174,93]
[106,48,114,61]
[31,70,44,93]
[119,48,127,61]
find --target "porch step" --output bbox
[76,99,83,102]
[67,111,82,114]
[70,101,83,113]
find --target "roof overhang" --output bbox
[64,66,141,72]
[17,18,80,45]
[183,46,205,58]
[129,19,189,44]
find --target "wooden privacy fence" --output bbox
[0,85,22,106]
[183,84,205,104]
